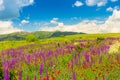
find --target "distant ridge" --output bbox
[0,31,85,41]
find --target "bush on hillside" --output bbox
[26,34,38,42]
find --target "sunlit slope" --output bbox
[0,31,80,41]
[0,33,120,51]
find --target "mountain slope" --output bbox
[0,31,83,41]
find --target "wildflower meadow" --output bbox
[0,34,120,80]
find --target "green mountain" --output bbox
[0,31,85,41]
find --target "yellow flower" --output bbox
[109,41,120,54]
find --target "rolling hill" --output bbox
[0,31,84,41]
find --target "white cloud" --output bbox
[0,0,34,20]
[101,9,120,33]
[97,1,107,7]
[106,7,113,12]
[0,0,33,34]
[73,1,83,7]
[111,0,118,2]
[0,21,22,34]
[41,9,120,33]
[50,18,59,24]
[52,18,59,21]
[85,0,107,7]
[0,0,4,11]
[41,20,100,33]
[21,20,29,25]
[50,18,64,27]
[85,0,96,6]
[106,6,119,12]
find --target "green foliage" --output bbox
[50,31,78,37]
[26,34,38,42]
[97,37,104,41]
[28,49,33,54]
[9,70,17,80]
[0,62,3,80]
[0,33,120,80]
[0,31,77,41]
[75,45,82,52]
[0,33,120,51]
[60,34,65,37]
[0,41,28,51]
[57,43,60,47]
[32,31,53,39]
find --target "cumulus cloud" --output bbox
[0,0,4,11]
[50,18,64,26]
[111,0,118,2]
[0,0,34,20]
[106,7,113,12]
[85,0,107,7]
[41,20,100,33]
[106,6,119,12]
[101,9,120,33]
[0,21,22,34]
[41,9,120,33]
[21,20,29,25]
[0,0,33,34]
[73,1,84,7]
[50,18,59,24]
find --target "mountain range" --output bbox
[0,31,85,41]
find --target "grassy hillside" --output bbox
[32,31,53,39]
[0,32,28,41]
[0,33,120,51]
[0,33,120,80]
[0,31,81,41]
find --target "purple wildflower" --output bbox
[66,46,74,50]
[34,75,36,80]
[40,64,43,75]
[4,69,10,80]
[46,71,49,80]
[27,55,31,64]
[73,72,76,80]
[18,70,22,80]
[85,54,90,63]
[47,51,53,57]
[26,76,29,80]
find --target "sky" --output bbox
[0,0,120,34]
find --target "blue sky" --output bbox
[0,0,120,34]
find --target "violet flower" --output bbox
[73,72,76,80]
[40,64,43,75]
[18,70,22,80]
[26,76,29,80]
[34,75,36,80]
[4,69,10,80]
[46,71,49,80]
[85,54,90,63]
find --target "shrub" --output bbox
[26,34,38,42]
[97,37,104,41]
[0,62,3,80]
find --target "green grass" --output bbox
[0,33,120,80]
[0,33,120,51]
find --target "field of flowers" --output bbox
[0,36,120,80]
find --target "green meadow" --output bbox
[0,33,120,50]
[0,33,120,80]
